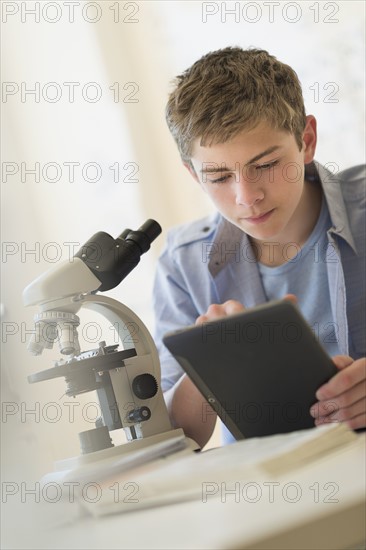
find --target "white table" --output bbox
[2,432,365,550]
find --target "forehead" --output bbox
[191,122,294,163]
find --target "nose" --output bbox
[235,176,264,207]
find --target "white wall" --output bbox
[1,0,365,482]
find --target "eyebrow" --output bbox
[200,145,281,173]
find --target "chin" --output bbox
[248,228,284,244]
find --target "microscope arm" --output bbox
[81,294,172,439]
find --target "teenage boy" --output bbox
[153,47,365,448]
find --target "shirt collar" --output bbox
[309,161,357,253]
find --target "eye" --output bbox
[255,160,279,171]
[209,174,231,184]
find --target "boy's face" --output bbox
[188,116,317,246]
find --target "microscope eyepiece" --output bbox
[75,219,162,292]
[119,219,162,254]
[136,219,162,245]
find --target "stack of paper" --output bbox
[75,423,359,517]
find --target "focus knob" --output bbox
[128,406,151,423]
[132,373,158,400]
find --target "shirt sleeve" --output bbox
[152,232,200,392]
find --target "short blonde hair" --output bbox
[166,47,306,164]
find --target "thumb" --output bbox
[332,355,354,370]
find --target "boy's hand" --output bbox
[195,299,245,324]
[310,356,366,430]
[195,294,297,324]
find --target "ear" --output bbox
[302,115,317,163]
[183,161,200,184]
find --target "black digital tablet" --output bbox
[162,300,338,439]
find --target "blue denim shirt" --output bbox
[153,162,366,393]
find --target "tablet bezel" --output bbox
[163,300,338,439]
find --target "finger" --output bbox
[311,380,366,417]
[221,300,245,316]
[345,411,366,430]
[316,358,366,400]
[196,301,245,325]
[283,294,297,304]
[314,397,366,427]
[195,315,208,325]
[195,304,226,325]
[331,355,354,370]
[310,400,340,420]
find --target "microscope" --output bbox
[23,220,198,483]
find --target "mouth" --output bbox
[243,209,275,224]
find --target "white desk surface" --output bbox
[3,433,366,550]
